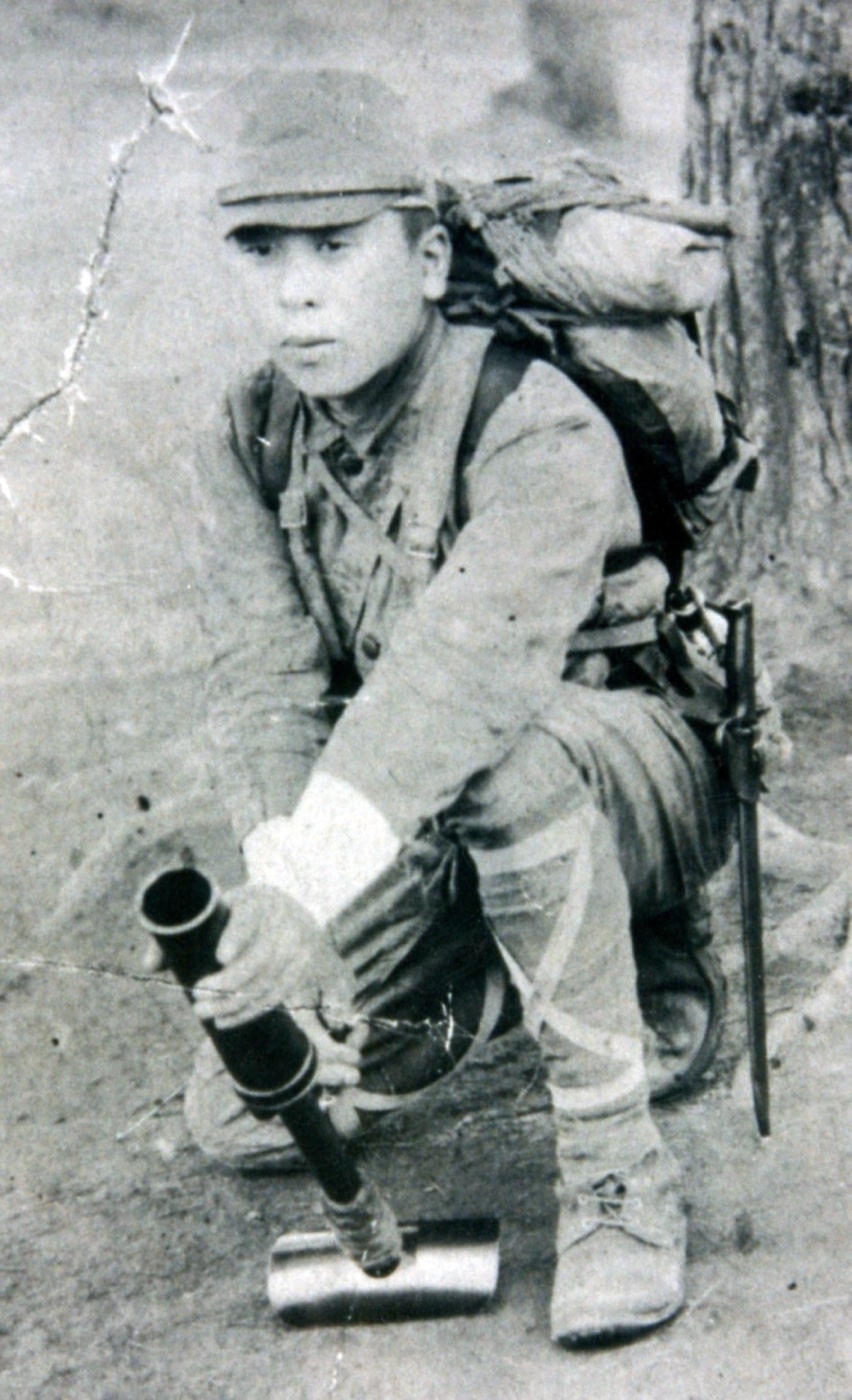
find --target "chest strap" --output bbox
[286,326,496,594]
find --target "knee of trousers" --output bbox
[443,721,592,850]
[183,1037,295,1168]
[472,802,646,1069]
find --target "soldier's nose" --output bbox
[276,246,322,309]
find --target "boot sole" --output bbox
[554,1293,685,1347]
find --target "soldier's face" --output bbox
[226,211,451,402]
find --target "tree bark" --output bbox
[686,0,851,617]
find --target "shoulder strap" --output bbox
[399,325,494,577]
[283,328,497,588]
[228,334,533,608]
[257,373,301,511]
[226,363,301,512]
[234,335,531,525]
[456,338,536,473]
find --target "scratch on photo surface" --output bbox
[0,955,452,1042]
[0,19,199,450]
[327,1344,347,1394]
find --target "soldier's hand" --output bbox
[289,1008,365,1092]
[192,882,362,1090]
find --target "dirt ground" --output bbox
[1,3,850,1397]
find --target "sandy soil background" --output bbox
[1,3,850,1396]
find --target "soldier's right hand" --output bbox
[191,881,363,1091]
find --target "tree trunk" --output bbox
[686,0,851,623]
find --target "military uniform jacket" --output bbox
[195,318,644,844]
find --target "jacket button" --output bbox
[361,633,382,661]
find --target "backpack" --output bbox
[436,162,758,580]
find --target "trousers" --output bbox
[185,683,732,1163]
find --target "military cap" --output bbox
[216,69,435,232]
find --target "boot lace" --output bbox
[578,1172,629,1226]
[573,1171,673,1249]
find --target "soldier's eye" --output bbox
[246,233,279,258]
[317,236,348,253]
[229,227,280,258]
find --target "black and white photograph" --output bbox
[1,2,849,1395]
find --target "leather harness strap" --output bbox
[246,335,661,658]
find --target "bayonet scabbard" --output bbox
[722,601,770,1137]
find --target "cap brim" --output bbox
[219,190,415,233]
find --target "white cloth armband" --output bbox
[242,773,401,926]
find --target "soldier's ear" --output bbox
[420,223,452,302]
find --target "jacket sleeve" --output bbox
[314,361,641,840]
[193,405,332,843]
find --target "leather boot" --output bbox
[633,887,727,1101]
[550,1102,686,1345]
